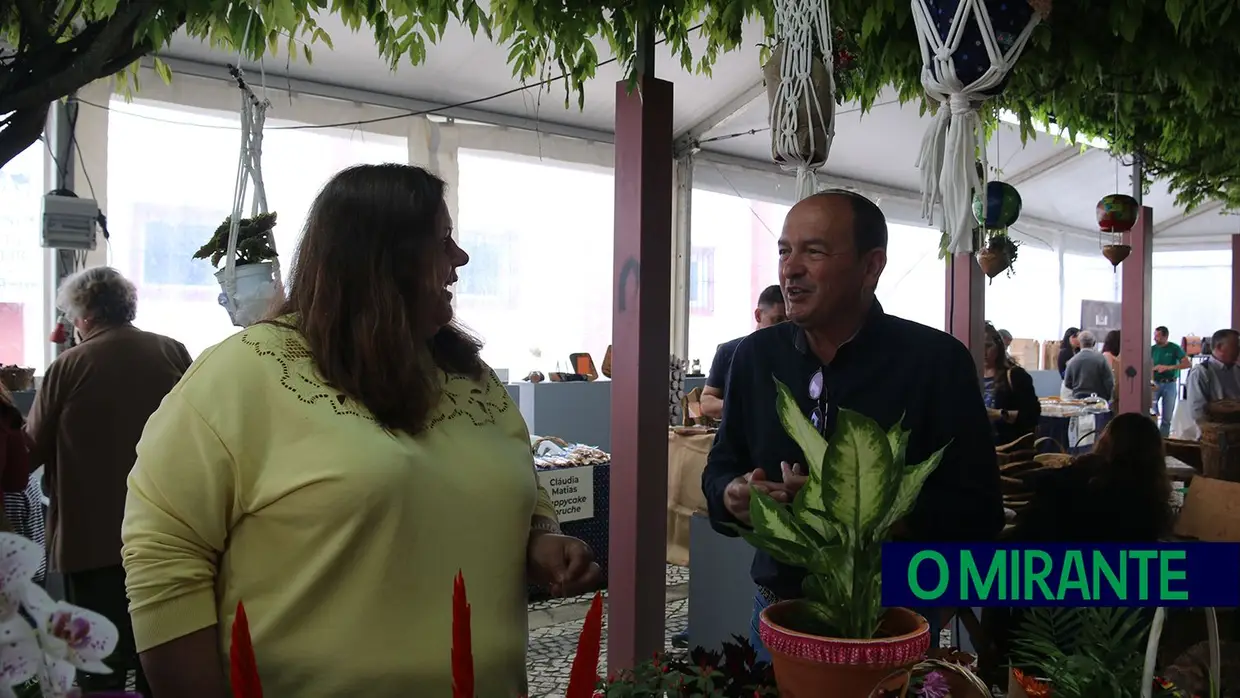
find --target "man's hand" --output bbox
[723,464,807,523]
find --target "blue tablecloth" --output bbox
[528,461,610,600]
[1037,412,1113,455]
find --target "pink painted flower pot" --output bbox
[759,602,930,698]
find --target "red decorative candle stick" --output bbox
[452,571,475,698]
[564,592,604,698]
[230,601,263,698]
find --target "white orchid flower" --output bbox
[0,534,119,698]
[0,534,44,619]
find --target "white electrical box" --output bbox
[41,194,99,250]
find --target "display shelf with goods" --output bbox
[529,437,611,601]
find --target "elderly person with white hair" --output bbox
[25,266,191,696]
[1062,329,1115,400]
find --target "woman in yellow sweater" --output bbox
[121,164,600,698]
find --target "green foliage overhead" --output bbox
[490,0,773,108]
[0,0,489,168]
[826,0,1240,209]
[729,379,945,640]
[5,0,1239,211]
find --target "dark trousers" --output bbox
[64,564,149,697]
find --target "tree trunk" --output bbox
[0,103,51,170]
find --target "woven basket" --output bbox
[1142,608,1221,698]
[1205,399,1240,424]
[0,366,34,392]
[1200,421,1240,481]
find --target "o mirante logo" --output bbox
[880,543,1240,607]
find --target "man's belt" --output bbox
[757,585,782,606]
[1155,377,1177,384]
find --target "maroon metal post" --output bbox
[607,73,674,671]
[1232,233,1240,330]
[945,252,985,376]
[1117,206,1154,415]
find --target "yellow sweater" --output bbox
[122,323,556,698]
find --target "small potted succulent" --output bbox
[192,212,282,327]
[730,379,946,697]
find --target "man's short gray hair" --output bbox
[56,266,138,326]
[1078,330,1097,348]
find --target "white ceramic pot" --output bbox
[216,261,281,328]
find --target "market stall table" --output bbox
[1036,399,1112,455]
[529,437,611,600]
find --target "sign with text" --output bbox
[536,466,595,523]
[881,542,1240,607]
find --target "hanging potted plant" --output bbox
[972,180,1023,280]
[730,379,945,698]
[762,8,839,199]
[192,212,282,327]
[977,231,1021,280]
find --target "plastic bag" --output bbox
[1170,393,1200,441]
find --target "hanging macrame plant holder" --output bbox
[913,0,1046,255]
[218,65,283,328]
[764,0,835,200]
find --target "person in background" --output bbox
[1152,325,1190,436]
[1103,330,1122,407]
[702,190,1002,662]
[699,285,786,421]
[998,329,1013,350]
[1063,330,1114,400]
[0,383,31,532]
[1185,328,1240,424]
[25,266,192,696]
[983,323,1040,446]
[1057,327,1081,378]
[122,164,600,698]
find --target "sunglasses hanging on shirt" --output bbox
[809,367,828,435]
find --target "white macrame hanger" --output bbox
[222,11,278,322]
[769,0,835,200]
[912,0,1040,254]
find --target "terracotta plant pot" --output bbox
[976,247,1011,279]
[759,602,930,698]
[1102,243,1131,269]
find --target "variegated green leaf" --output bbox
[773,378,827,514]
[819,408,896,538]
[734,529,814,569]
[877,443,948,534]
[886,414,910,468]
[799,509,844,548]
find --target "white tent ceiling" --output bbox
[161,13,1238,252]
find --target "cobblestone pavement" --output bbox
[526,564,689,697]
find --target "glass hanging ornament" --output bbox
[972,181,1022,282]
[1097,193,1138,271]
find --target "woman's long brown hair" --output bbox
[984,323,1013,394]
[268,164,484,436]
[1091,412,1174,536]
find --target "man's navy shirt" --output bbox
[706,337,744,394]
[701,302,1004,601]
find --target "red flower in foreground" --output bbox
[230,601,263,698]
[452,571,475,698]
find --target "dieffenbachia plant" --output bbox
[732,378,946,640]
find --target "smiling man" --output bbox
[701,190,1004,660]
